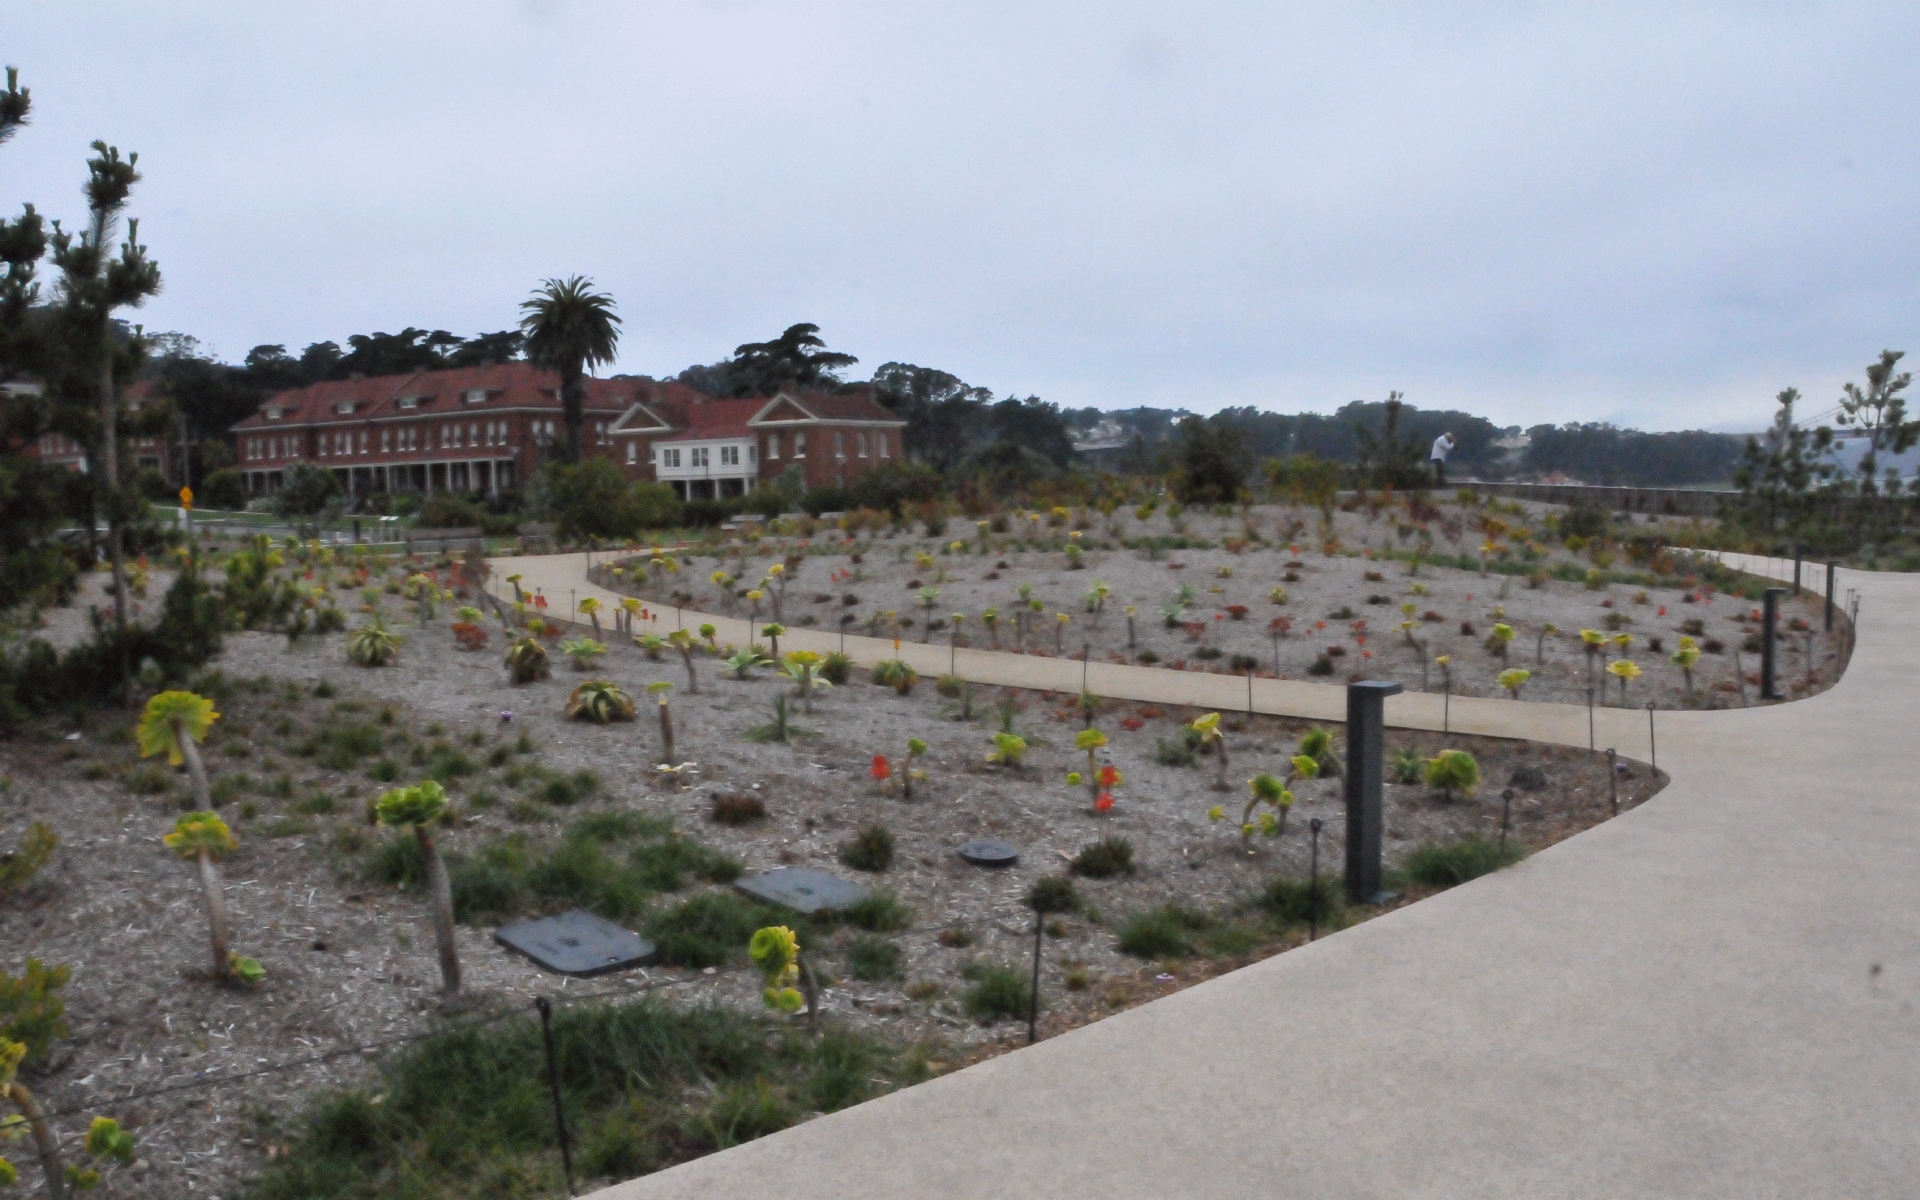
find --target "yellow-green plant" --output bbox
[137,690,218,809]
[577,595,602,637]
[1064,727,1117,807]
[1671,638,1701,693]
[761,623,787,659]
[1486,622,1515,660]
[982,607,1001,648]
[634,632,667,661]
[669,628,700,693]
[646,682,676,764]
[1189,712,1229,790]
[164,812,261,983]
[1498,668,1531,699]
[1608,657,1642,704]
[505,633,551,683]
[1611,632,1632,657]
[375,782,460,994]
[347,618,403,667]
[781,650,832,713]
[1424,749,1479,804]
[699,622,719,652]
[899,737,929,800]
[560,636,608,670]
[566,679,636,724]
[750,925,807,1014]
[987,731,1028,768]
[916,587,941,641]
[620,596,642,635]
[1536,622,1559,664]
[1,1038,136,1197]
[1298,727,1341,777]
[1088,580,1111,626]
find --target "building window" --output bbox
[691,447,709,468]
[767,433,780,459]
[834,432,844,458]
[626,442,637,465]
[720,445,739,467]
[858,431,868,458]
[266,407,282,420]
[359,431,368,454]
[664,448,681,468]
[794,433,806,458]
[399,396,419,410]
[381,429,391,452]
[596,421,608,445]
[879,433,889,458]
[465,388,487,404]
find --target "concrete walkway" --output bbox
[495,552,1915,1199]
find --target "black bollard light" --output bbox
[1500,787,1514,845]
[1606,748,1619,816]
[1761,586,1786,700]
[1343,680,1403,906]
[1825,562,1837,632]
[1792,546,1802,595]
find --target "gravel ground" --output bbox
[595,498,1847,709]
[1,590,1668,1198]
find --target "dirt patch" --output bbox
[0,597,1664,1197]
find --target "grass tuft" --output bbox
[1070,836,1135,880]
[1404,835,1525,889]
[838,825,894,873]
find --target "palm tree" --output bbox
[520,276,621,463]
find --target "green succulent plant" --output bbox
[566,679,637,724]
[1424,749,1480,804]
[347,619,402,667]
[376,781,461,993]
[505,634,551,684]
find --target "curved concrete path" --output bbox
[492,553,1914,1199]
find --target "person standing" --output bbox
[1429,432,1456,487]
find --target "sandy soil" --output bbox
[0,590,1665,1198]
[597,499,1846,710]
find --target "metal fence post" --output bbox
[1761,586,1786,700]
[535,997,575,1197]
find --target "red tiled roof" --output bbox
[653,398,767,443]
[775,386,900,424]
[231,362,638,432]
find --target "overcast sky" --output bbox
[4,3,1917,431]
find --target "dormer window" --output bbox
[265,407,283,421]
[399,396,419,410]
[465,389,488,404]
[336,401,357,415]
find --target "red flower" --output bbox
[1121,716,1145,731]
[1465,593,1473,602]
[533,594,548,609]
[1096,765,1121,787]
[1094,792,1114,813]
[1658,605,1667,616]
[870,755,891,781]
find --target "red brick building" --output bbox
[609,386,906,500]
[14,378,174,480]
[230,362,905,501]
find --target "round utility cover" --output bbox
[957,840,1019,867]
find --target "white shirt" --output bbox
[1430,434,1455,461]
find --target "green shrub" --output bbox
[847,937,903,982]
[1070,836,1135,879]
[961,964,1031,1021]
[839,825,895,873]
[842,891,911,932]
[1405,835,1524,889]
[247,999,913,1199]
[0,820,58,896]
[0,958,70,1064]
[1026,875,1080,915]
[1152,734,1197,767]
[124,763,172,795]
[1116,904,1213,958]
[644,892,780,968]
[301,720,388,771]
[1261,875,1343,925]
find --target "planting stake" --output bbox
[1646,702,1656,772]
[1308,817,1323,941]
[1606,748,1619,816]
[1343,679,1402,906]
[536,996,576,1197]
[1443,679,1450,734]
[1792,546,1801,595]
[1082,642,1091,694]
[1586,687,1594,751]
[1500,787,1513,846]
[1028,910,1044,1046]
[1825,562,1836,631]
[1247,670,1254,716]
[1761,586,1785,700]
